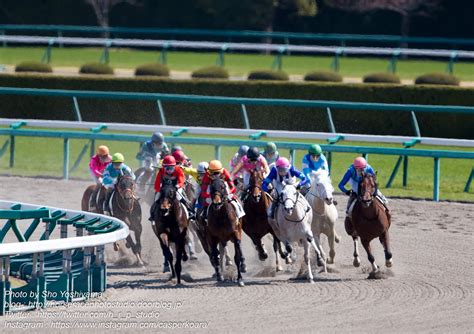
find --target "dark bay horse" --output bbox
[242,170,289,271]
[151,183,189,285]
[206,177,245,286]
[345,173,392,276]
[83,176,144,266]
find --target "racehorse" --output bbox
[305,171,340,264]
[345,173,392,276]
[134,166,157,207]
[151,183,189,285]
[81,184,106,213]
[83,175,144,266]
[205,177,246,286]
[270,183,327,283]
[242,170,290,271]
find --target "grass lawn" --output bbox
[0,129,472,202]
[1,47,473,81]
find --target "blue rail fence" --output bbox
[1,24,473,49]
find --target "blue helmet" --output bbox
[238,145,249,157]
[151,132,164,144]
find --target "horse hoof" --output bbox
[113,243,119,251]
[258,252,269,261]
[163,265,171,273]
[240,264,247,273]
[335,236,340,243]
[182,253,189,262]
[125,242,131,249]
[317,257,325,267]
[276,265,283,272]
[308,278,314,284]
[326,258,334,265]
[238,280,245,287]
[285,257,293,265]
[386,258,393,268]
[353,258,361,268]
[190,254,198,261]
[225,260,233,267]
[216,274,223,282]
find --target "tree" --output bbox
[85,0,141,34]
[324,0,442,37]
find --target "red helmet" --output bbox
[162,155,176,166]
[353,157,367,169]
[172,150,186,164]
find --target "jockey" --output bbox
[262,157,309,219]
[199,160,245,221]
[136,132,170,191]
[231,146,270,199]
[229,145,249,179]
[301,144,329,182]
[262,142,280,167]
[88,145,112,210]
[150,155,194,221]
[172,149,192,168]
[338,157,388,220]
[102,153,135,215]
[89,145,112,184]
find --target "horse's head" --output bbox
[210,177,228,206]
[159,184,177,216]
[280,183,298,215]
[358,173,378,208]
[311,171,335,205]
[249,170,264,203]
[116,175,135,200]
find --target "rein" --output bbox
[279,190,310,223]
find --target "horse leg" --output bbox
[131,224,145,267]
[252,237,268,261]
[379,230,393,268]
[272,237,283,272]
[361,238,378,273]
[308,234,327,273]
[219,242,226,277]
[233,238,245,287]
[211,240,223,282]
[273,233,291,264]
[175,235,186,285]
[352,236,361,267]
[303,240,314,283]
[159,234,175,279]
[223,244,233,266]
[326,229,336,265]
[186,233,198,260]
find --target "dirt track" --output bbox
[0,176,473,333]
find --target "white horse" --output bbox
[306,171,340,264]
[269,183,327,283]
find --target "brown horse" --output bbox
[206,177,245,286]
[83,176,144,266]
[81,184,106,213]
[242,170,289,271]
[345,173,392,277]
[151,183,189,285]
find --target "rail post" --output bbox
[240,104,250,129]
[464,168,473,192]
[158,42,170,65]
[157,100,167,125]
[214,145,221,160]
[330,48,343,72]
[216,44,228,67]
[433,157,440,201]
[446,51,457,74]
[63,138,70,180]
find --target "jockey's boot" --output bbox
[103,189,113,216]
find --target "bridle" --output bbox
[114,176,136,213]
[277,184,310,223]
[357,175,378,205]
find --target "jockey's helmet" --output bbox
[308,144,322,155]
[276,157,290,176]
[162,155,176,167]
[237,145,249,158]
[197,161,209,174]
[111,153,124,163]
[264,142,277,154]
[172,150,186,164]
[171,145,182,153]
[353,157,367,169]
[97,145,109,156]
[246,147,260,161]
[151,132,164,144]
[208,160,223,175]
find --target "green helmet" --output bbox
[111,153,125,163]
[265,142,277,154]
[308,144,322,155]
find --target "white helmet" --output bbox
[197,161,209,174]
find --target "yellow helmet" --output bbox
[111,153,125,163]
[208,160,223,173]
[96,145,109,155]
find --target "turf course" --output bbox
[1,47,473,81]
[0,130,472,202]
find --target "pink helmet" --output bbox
[353,157,367,169]
[275,157,290,168]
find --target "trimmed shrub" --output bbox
[79,63,114,75]
[304,71,343,82]
[248,70,289,81]
[15,61,52,73]
[363,72,401,84]
[191,66,229,79]
[415,73,460,86]
[135,63,170,77]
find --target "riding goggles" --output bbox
[164,166,175,173]
[277,167,290,174]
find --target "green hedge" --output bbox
[191,66,229,79]
[415,73,460,86]
[15,61,53,73]
[363,72,401,84]
[248,70,289,81]
[304,71,343,82]
[135,63,170,77]
[79,63,114,75]
[0,74,472,139]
